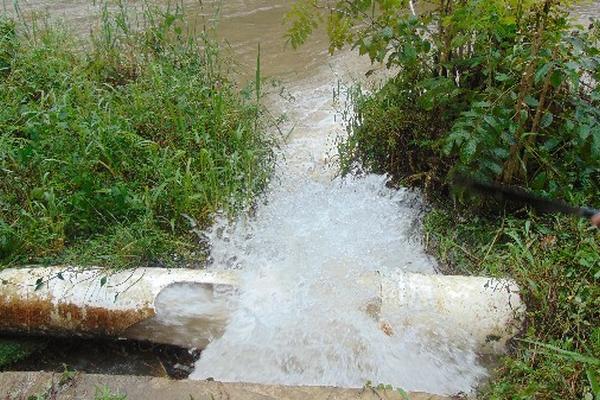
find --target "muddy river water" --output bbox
[5,0,600,396]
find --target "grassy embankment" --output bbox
[286,0,600,398]
[0,7,272,268]
[0,4,272,367]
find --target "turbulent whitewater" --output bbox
[189,59,488,395]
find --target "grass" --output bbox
[94,386,127,400]
[0,3,273,269]
[0,337,45,368]
[424,205,600,399]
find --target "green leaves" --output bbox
[329,0,600,201]
[284,0,320,49]
[520,339,600,366]
[535,61,554,84]
[327,13,354,53]
[540,112,553,129]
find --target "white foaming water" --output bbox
[190,56,487,395]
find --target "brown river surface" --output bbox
[7,0,599,78]
[4,0,332,81]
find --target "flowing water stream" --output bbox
[188,2,481,395]
[186,47,490,394]
[8,0,600,396]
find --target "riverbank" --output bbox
[423,205,599,398]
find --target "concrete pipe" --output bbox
[0,266,237,348]
[359,271,525,354]
[0,267,523,353]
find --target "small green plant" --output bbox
[363,381,410,400]
[59,364,77,385]
[27,395,47,400]
[0,337,45,368]
[94,386,127,400]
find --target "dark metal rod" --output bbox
[453,175,599,219]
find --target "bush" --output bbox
[0,7,273,267]
[289,0,600,200]
[337,77,456,190]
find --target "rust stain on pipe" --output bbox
[0,267,238,347]
[0,295,155,336]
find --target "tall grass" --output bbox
[0,1,273,267]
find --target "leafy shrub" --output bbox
[0,5,273,266]
[338,77,456,190]
[289,0,600,200]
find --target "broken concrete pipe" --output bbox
[359,271,524,354]
[0,267,524,352]
[0,267,237,349]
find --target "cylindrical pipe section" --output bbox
[0,266,237,348]
[0,267,523,353]
[359,271,524,354]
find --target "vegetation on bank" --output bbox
[425,209,599,399]
[0,4,273,268]
[290,0,600,199]
[288,0,599,398]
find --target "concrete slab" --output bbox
[0,371,449,400]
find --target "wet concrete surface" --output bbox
[0,371,450,400]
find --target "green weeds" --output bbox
[94,386,127,400]
[0,3,273,267]
[0,337,45,368]
[424,207,600,399]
